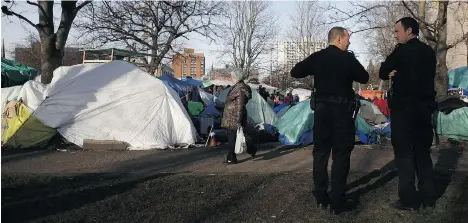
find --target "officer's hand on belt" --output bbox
[389,70,397,78]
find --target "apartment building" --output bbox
[270,40,327,72]
[172,48,205,78]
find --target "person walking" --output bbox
[291,27,369,214]
[379,17,437,211]
[221,69,256,164]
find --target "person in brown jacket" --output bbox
[221,69,253,164]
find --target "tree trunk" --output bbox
[466,37,468,65]
[40,35,62,84]
[435,48,448,95]
[434,1,449,96]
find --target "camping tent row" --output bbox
[1,61,278,150]
[2,61,197,150]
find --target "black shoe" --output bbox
[329,199,357,215]
[421,202,435,210]
[226,152,238,164]
[227,159,238,164]
[390,200,418,211]
[316,197,330,209]
[246,146,257,158]
[312,191,330,209]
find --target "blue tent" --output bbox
[159,75,190,96]
[181,77,203,87]
[448,66,468,95]
[199,104,221,117]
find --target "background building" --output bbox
[428,2,468,69]
[172,48,205,79]
[270,40,327,72]
[154,64,174,77]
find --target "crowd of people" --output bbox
[257,86,300,108]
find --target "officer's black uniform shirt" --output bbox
[379,38,436,102]
[290,45,369,99]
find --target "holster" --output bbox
[350,97,361,120]
[387,87,394,109]
[310,88,316,110]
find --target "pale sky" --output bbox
[1,1,370,73]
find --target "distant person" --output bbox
[379,17,437,211]
[221,69,256,164]
[294,94,300,103]
[267,95,275,108]
[291,26,369,214]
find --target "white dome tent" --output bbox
[32,61,197,150]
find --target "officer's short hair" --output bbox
[327,27,347,43]
[396,17,419,36]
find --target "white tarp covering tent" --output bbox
[210,79,235,86]
[359,100,388,124]
[197,87,215,105]
[34,61,197,150]
[292,88,312,102]
[248,83,278,93]
[1,81,46,111]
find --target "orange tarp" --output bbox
[360,90,384,100]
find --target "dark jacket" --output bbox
[379,38,436,107]
[221,81,252,130]
[290,45,369,100]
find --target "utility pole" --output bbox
[2,39,5,59]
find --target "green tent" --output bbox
[1,59,39,88]
[436,107,468,140]
[202,81,214,88]
[187,101,204,116]
[448,66,468,90]
[274,99,314,144]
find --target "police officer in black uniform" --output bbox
[379,17,437,211]
[291,27,369,214]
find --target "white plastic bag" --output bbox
[234,127,247,154]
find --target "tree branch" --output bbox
[1,6,38,29]
[445,32,468,50]
[75,0,92,13]
[26,0,47,18]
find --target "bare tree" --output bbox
[221,1,278,78]
[262,64,295,90]
[75,1,224,73]
[324,1,468,95]
[2,1,91,84]
[286,1,329,89]
[451,2,468,65]
[13,33,42,69]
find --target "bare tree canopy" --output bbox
[289,1,328,58]
[287,1,329,90]
[221,1,278,78]
[324,1,468,96]
[2,0,91,84]
[75,1,225,73]
[13,33,41,70]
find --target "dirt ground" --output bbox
[2,138,467,222]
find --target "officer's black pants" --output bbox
[391,102,436,206]
[313,102,355,204]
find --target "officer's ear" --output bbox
[406,27,413,35]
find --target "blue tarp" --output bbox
[159,75,190,96]
[273,103,287,113]
[182,77,203,87]
[199,104,221,117]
